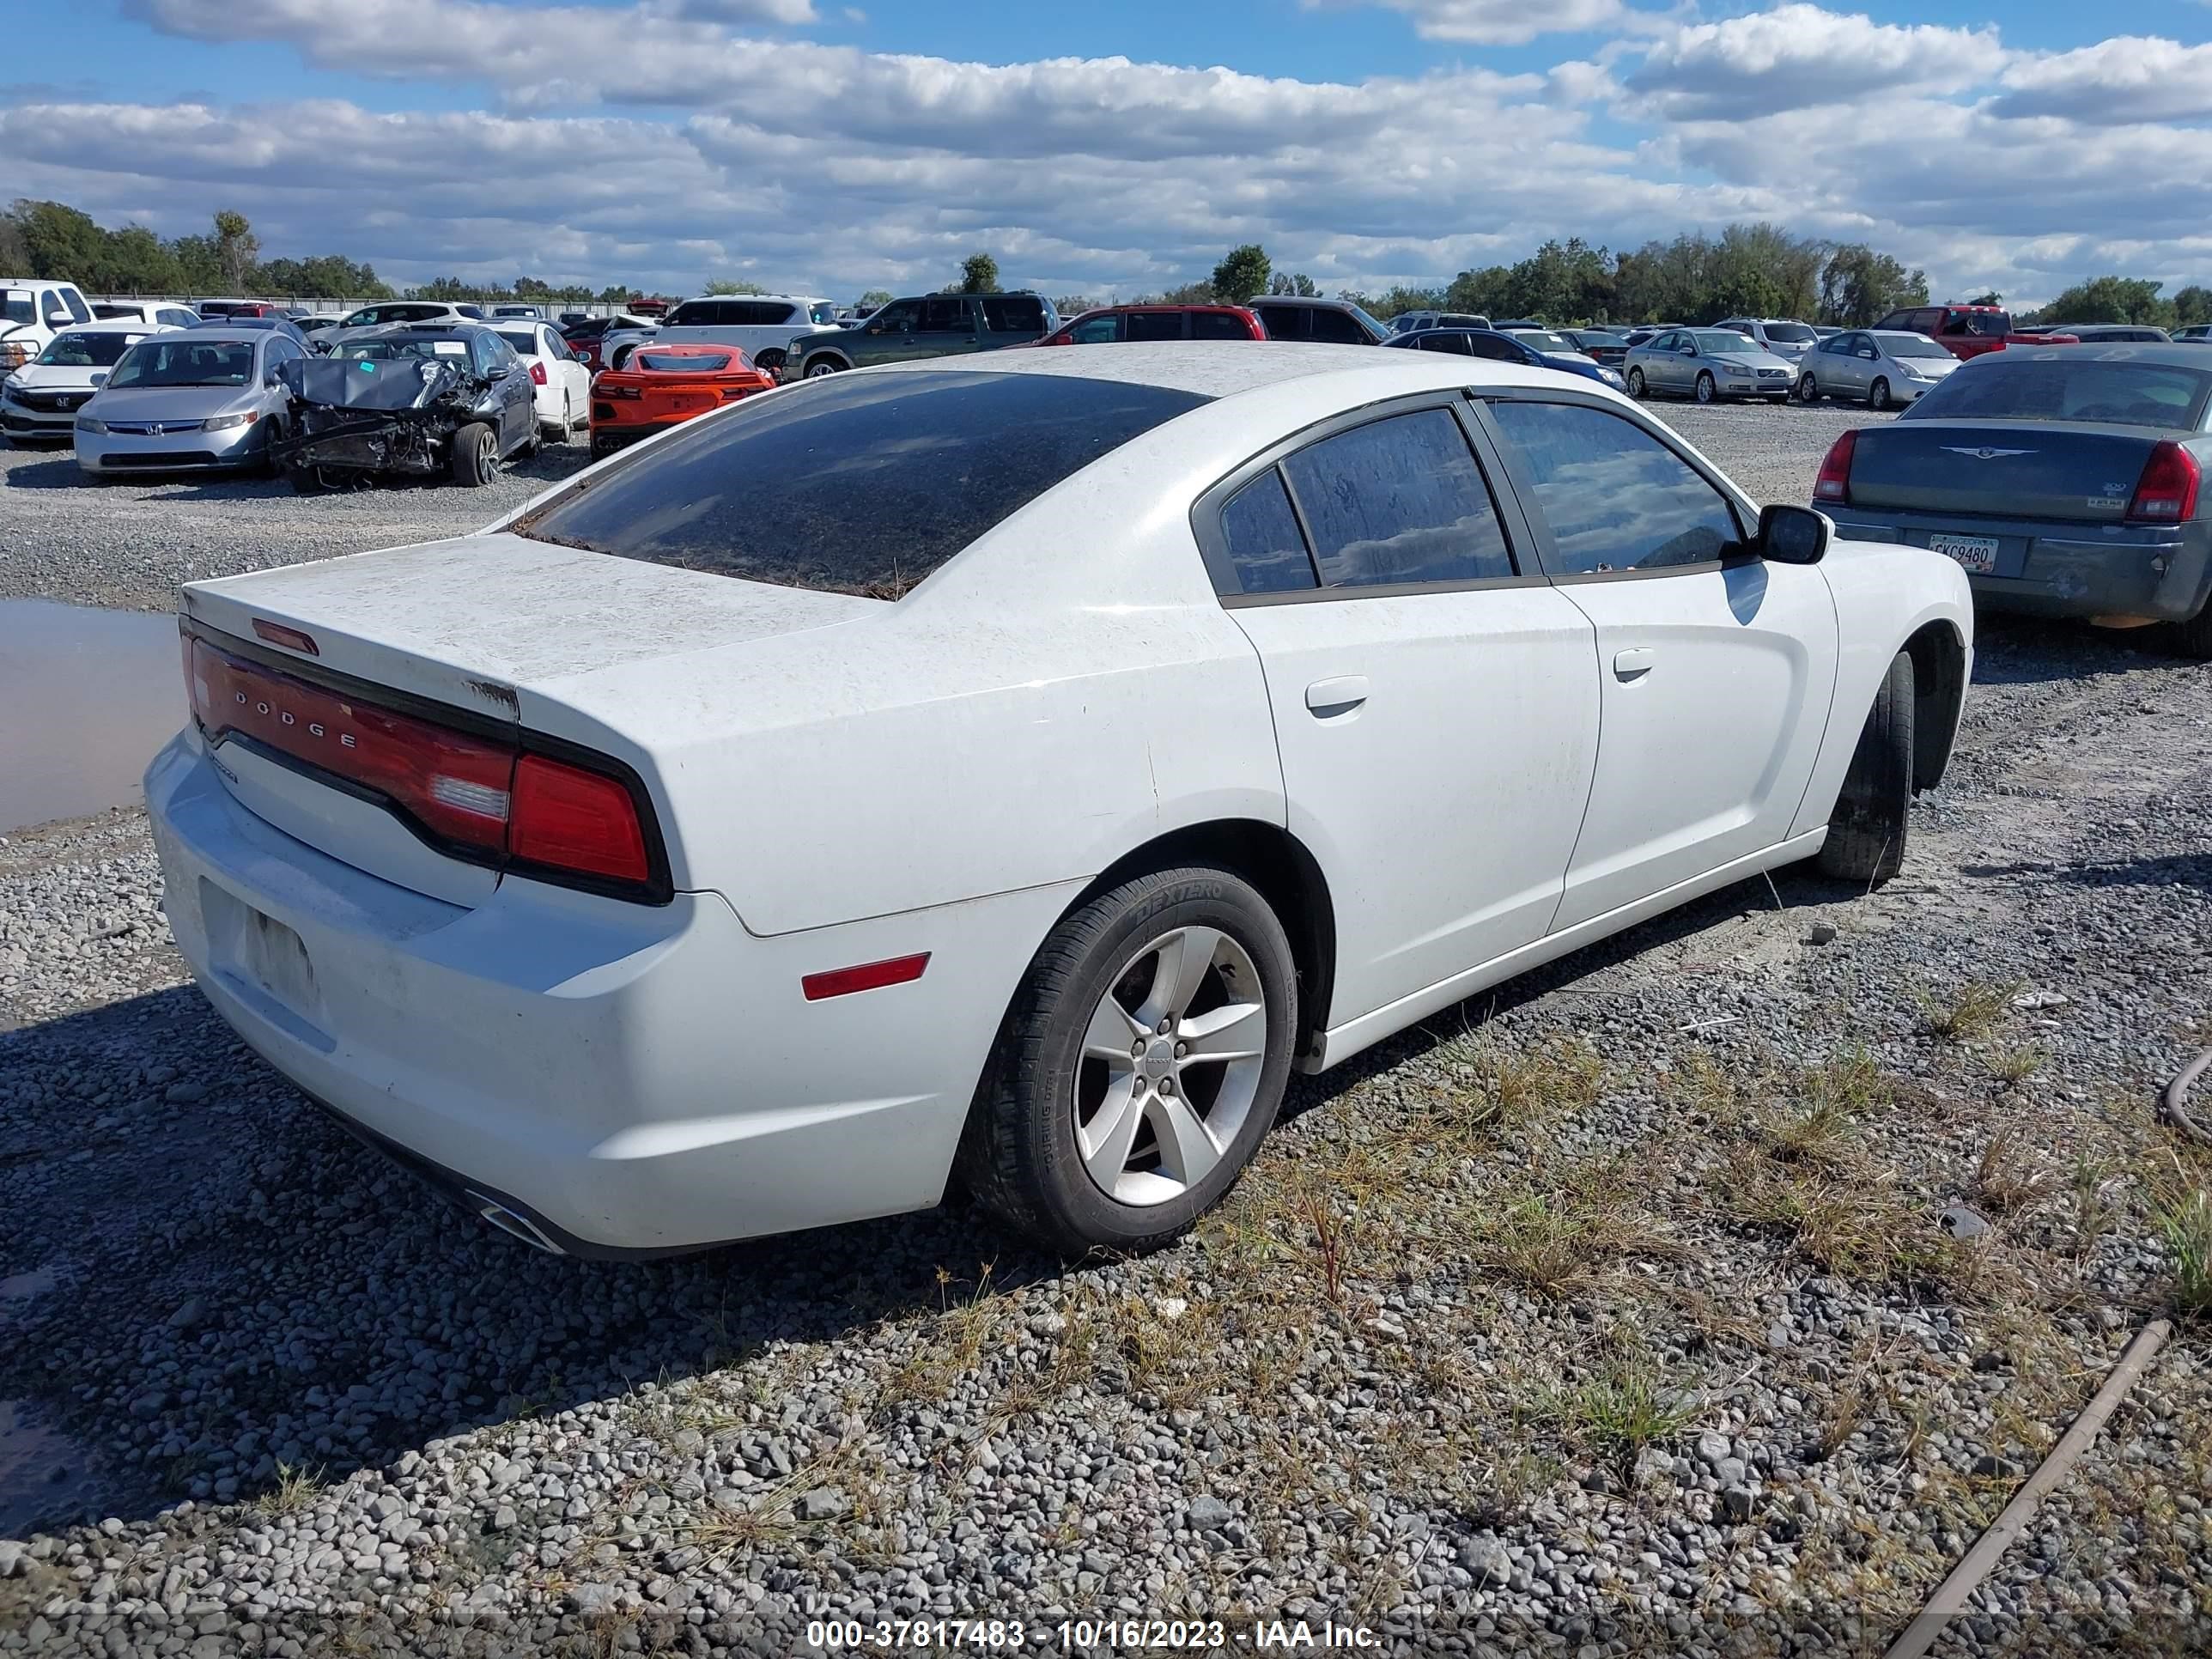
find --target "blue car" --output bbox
[1382,325,1628,393]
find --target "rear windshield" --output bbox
[1948,310,2012,337]
[4,292,36,327]
[1763,322,1816,343]
[496,330,540,355]
[513,369,1211,597]
[1886,335,1953,359]
[38,331,142,367]
[1905,357,2212,430]
[1509,330,1577,354]
[636,349,733,373]
[108,338,255,388]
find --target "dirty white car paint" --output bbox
[142,344,1973,1256]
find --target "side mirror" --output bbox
[1758,503,1828,566]
[89,372,107,387]
[1679,345,1697,356]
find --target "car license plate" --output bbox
[1929,534,1998,574]
[669,395,703,412]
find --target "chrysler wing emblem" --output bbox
[1942,446,2033,460]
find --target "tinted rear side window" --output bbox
[1280,410,1516,587]
[1218,470,1316,593]
[1191,311,1253,341]
[981,295,1048,333]
[1306,308,1367,345]
[1251,305,1303,341]
[513,371,1212,597]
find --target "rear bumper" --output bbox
[144,732,1035,1255]
[1823,510,2211,623]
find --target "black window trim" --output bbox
[1191,391,1544,607]
[1468,386,1753,586]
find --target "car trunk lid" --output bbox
[179,532,880,901]
[1842,421,2165,522]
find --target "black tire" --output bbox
[1796,374,1821,404]
[1625,366,1646,399]
[2161,605,2212,660]
[755,348,786,373]
[1817,649,1914,886]
[1694,371,1717,405]
[609,345,636,371]
[802,356,844,379]
[450,422,495,487]
[285,465,325,495]
[957,866,1297,1256]
[1869,377,1893,412]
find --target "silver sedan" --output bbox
[1623,328,1798,404]
[1794,329,1962,410]
[75,329,306,477]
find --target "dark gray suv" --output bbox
[1247,297,1390,345]
[789,293,1058,378]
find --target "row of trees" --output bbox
[1,199,393,300]
[1130,228,1935,328]
[2023,276,2212,331]
[13,198,2212,329]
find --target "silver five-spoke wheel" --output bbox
[1074,926,1267,1206]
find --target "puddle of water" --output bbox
[0,1398,105,1537]
[0,1266,58,1303]
[0,600,185,834]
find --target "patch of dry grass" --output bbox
[1922,978,2025,1042]
[1973,1128,2054,1215]
[1458,1158,1677,1300]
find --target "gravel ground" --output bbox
[0,443,592,614]
[0,402,1869,616]
[3,407,2209,1658]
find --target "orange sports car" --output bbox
[588,343,777,456]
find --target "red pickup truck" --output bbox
[1874,302,2075,360]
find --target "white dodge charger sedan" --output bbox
[144,344,1972,1258]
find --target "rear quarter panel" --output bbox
[526,432,1291,937]
[1788,535,1973,839]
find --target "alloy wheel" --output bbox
[1073,926,1267,1207]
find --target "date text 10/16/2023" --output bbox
[804,1618,1382,1650]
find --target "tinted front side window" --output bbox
[1218,469,1316,593]
[514,371,1211,597]
[1488,401,1741,574]
[1280,410,1516,587]
[1067,316,1121,343]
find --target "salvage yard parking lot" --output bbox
[1,404,2209,1656]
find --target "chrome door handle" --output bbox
[1613,648,1656,682]
[1305,676,1369,714]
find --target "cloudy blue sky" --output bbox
[3,0,2208,307]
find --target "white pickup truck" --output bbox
[600,295,842,374]
[0,279,94,373]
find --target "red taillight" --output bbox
[801,953,931,1001]
[2125,441,2201,525]
[1814,430,1856,504]
[529,360,548,386]
[185,637,659,896]
[510,754,648,884]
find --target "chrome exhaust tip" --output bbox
[465,1191,568,1255]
